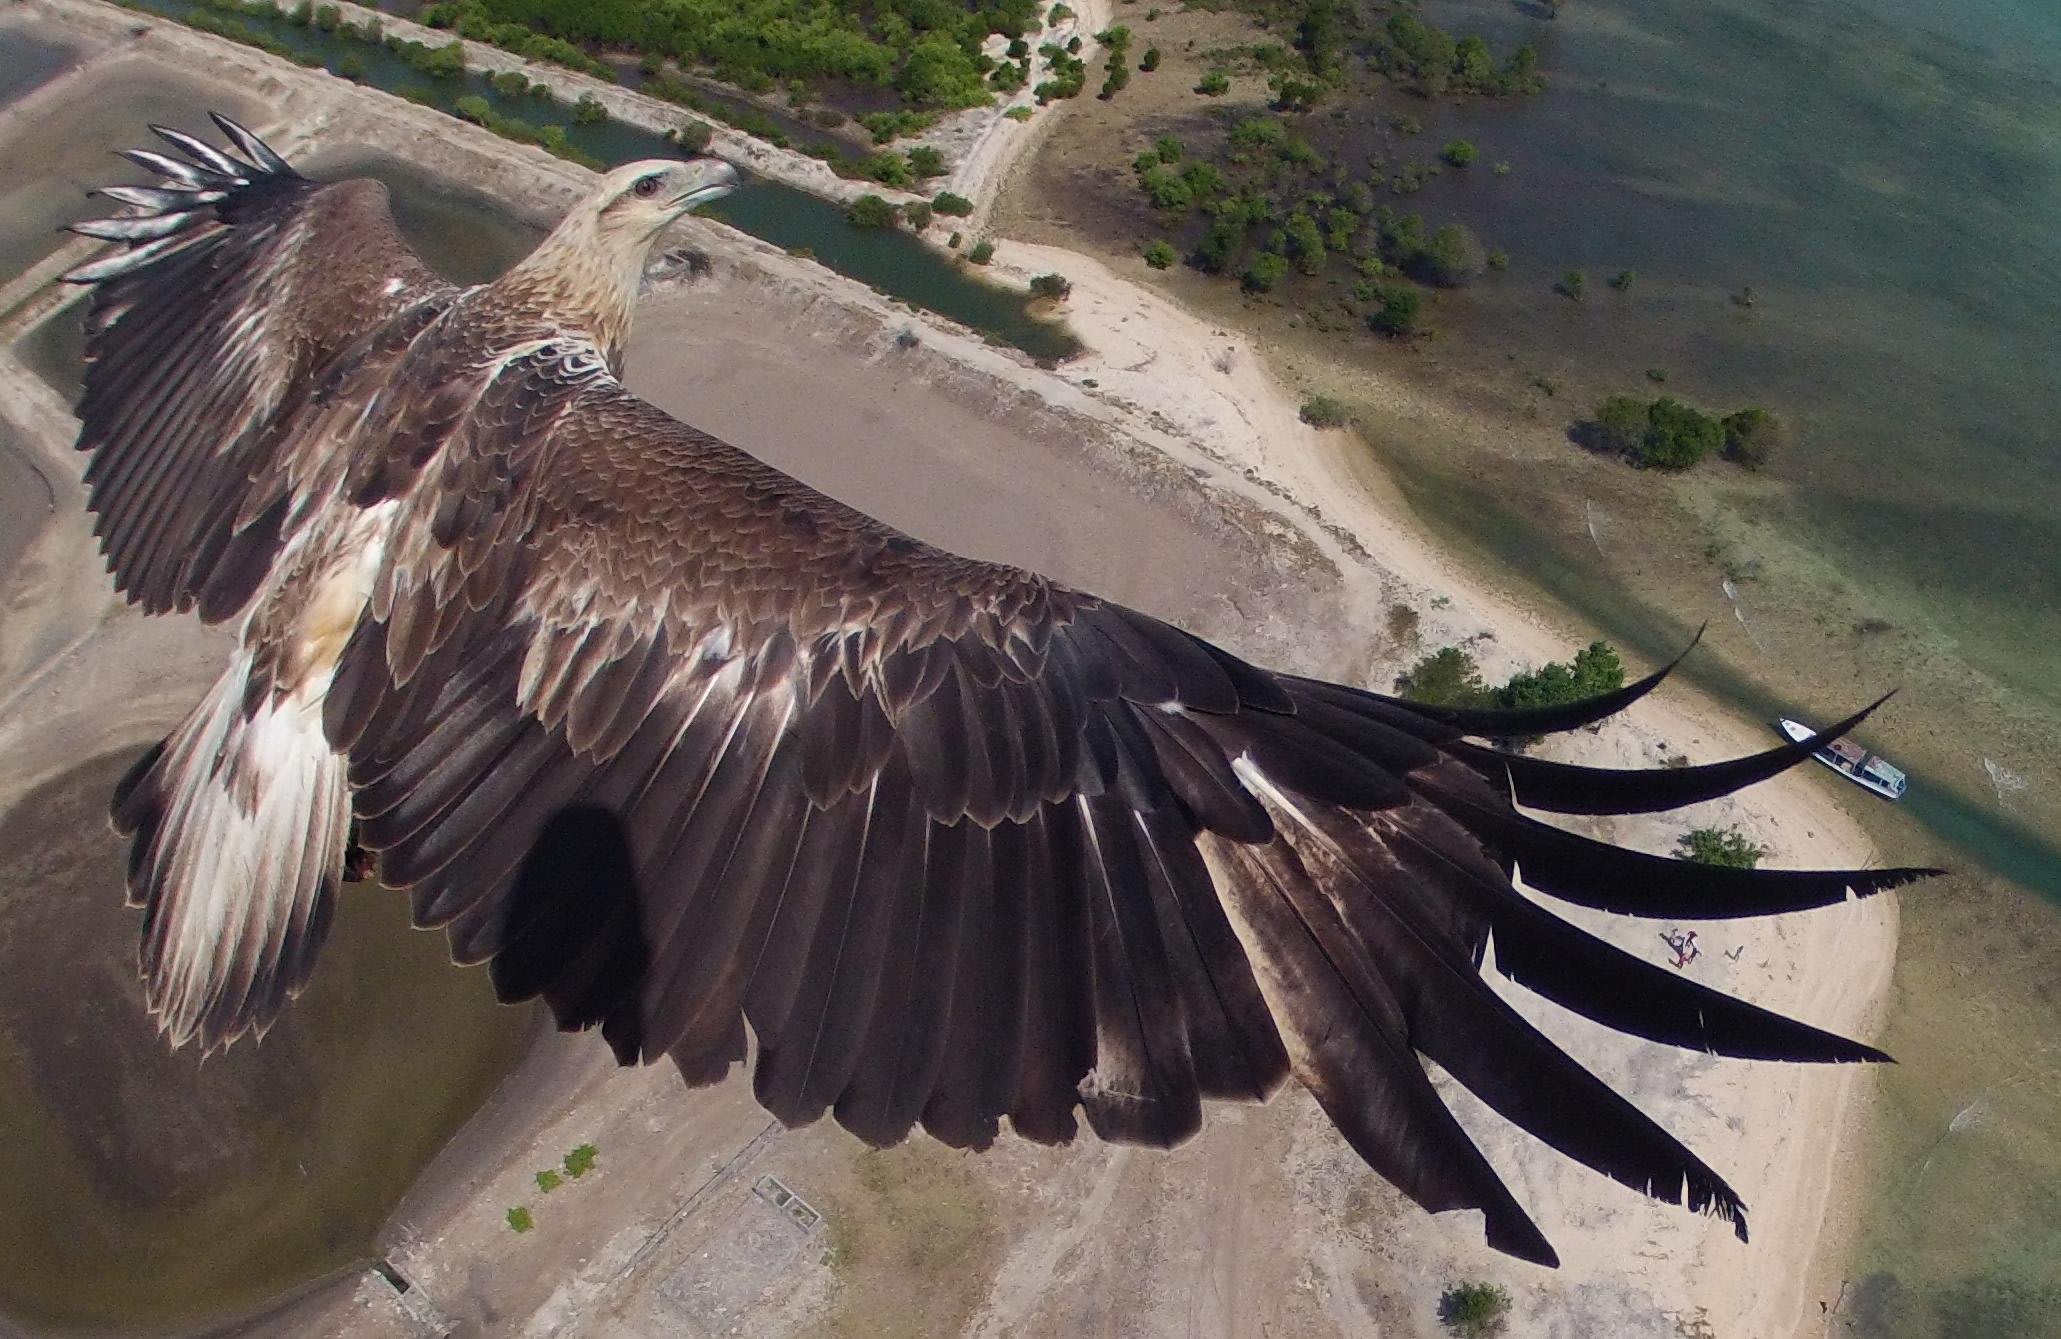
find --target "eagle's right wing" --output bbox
[64,114,455,622]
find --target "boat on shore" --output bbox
[1778,717,1908,800]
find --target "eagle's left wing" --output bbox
[65,115,455,621]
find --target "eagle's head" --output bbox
[501,156,740,361]
[591,157,741,244]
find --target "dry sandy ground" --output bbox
[1,9,1896,1337]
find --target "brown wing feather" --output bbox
[66,117,454,621]
[326,360,1922,1267]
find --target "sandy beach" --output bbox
[0,5,1900,1334]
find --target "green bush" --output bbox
[1029,272,1072,300]
[932,191,975,217]
[1397,648,1494,709]
[907,145,946,177]
[1143,239,1178,269]
[1366,281,1424,336]
[675,118,714,153]
[536,1168,563,1192]
[1242,251,1289,293]
[968,239,996,264]
[1638,396,1725,469]
[1300,395,1350,428]
[1441,139,1478,167]
[1196,70,1231,95]
[1676,825,1766,869]
[1558,269,1586,300]
[335,51,367,80]
[571,93,608,125]
[507,1206,534,1233]
[1487,248,1509,271]
[1609,268,1635,292]
[563,1144,598,1178]
[1140,46,1161,71]
[1497,641,1624,710]
[1722,407,1781,470]
[1416,223,1485,287]
[903,200,934,230]
[847,194,900,229]
[1438,1281,1512,1338]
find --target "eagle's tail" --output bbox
[112,652,348,1050]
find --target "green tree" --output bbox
[899,35,991,109]
[1675,825,1766,869]
[676,118,714,152]
[1140,46,1160,71]
[1283,211,1327,274]
[1139,164,1193,211]
[968,239,996,264]
[571,93,608,125]
[1152,134,1183,163]
[1029,272,1072,300]
[1636,396,1724,469]
[563,1144,599,1178]
[907,144,946,177]
[903,200,934,230]
[1442,139,1478,167]
[1142,239,1178,269]
[507,1206,535,1232]
[1397,648,1494,708]
[932,191,975,216]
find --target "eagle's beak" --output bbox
[671,158,741,213]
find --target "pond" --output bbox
[0,751,536,1336]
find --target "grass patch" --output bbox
[820,1144,1001,1338]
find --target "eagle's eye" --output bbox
[633,174,662,200]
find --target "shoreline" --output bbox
[1,6,1897,1334]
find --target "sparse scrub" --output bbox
[1438,1281,1512,1338]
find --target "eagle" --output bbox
[63,116,1931,1267]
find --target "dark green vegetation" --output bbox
[1675,825,1766,869]
[1441,138,1476,167]
[845,192,898,228]
[1437,1280,1512,1338]
[507,1205,535,1232]
[1396,641,1624,716]
[1584,396,1782,472]
[1127,116,1501,338]
[932,190,975,216]
[564,1143,599,1177]
[1142,238,1177,268]
[1299,393,1350,427]
[967,238,996,264]
[536,1168,563,1192]
[426,0,1040,111]
[1029,272,1073,299]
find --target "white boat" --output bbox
[1777,718,1907,801]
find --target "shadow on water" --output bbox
[0,752,536,1336]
